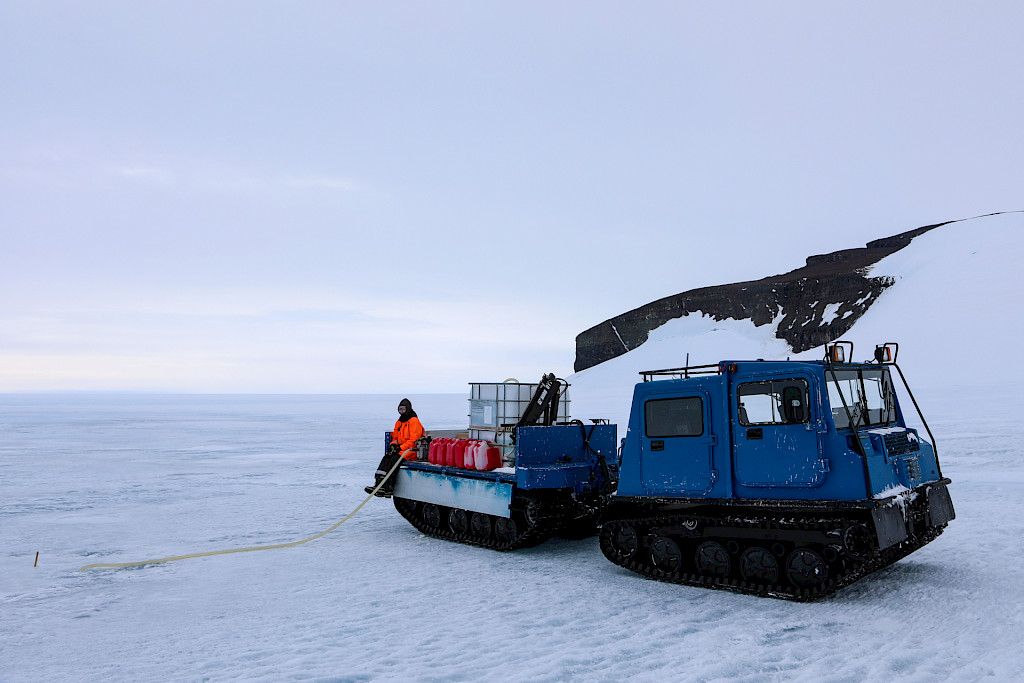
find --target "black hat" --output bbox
[397,398,417,422]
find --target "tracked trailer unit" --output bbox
[384,342,955,600]
[392,374,618,549]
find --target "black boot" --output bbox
[367,472,396,498]
[365,446,401,497]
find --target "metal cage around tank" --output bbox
[467,380,571,465]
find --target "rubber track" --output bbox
[393,496,560,551]
[600,512,943,601]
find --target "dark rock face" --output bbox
[574,222,949,372]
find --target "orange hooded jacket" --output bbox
[391,397,423,462]
[391,416,424,460]
[392,398,425,460]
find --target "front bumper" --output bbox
[872,479,954,550]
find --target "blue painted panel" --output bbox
[515,424,618,493]
[731,364,871,501]
[393,468,513,517]
[859,432,900,495]
[638,377,725,496]
[617,376,730,498]
[857,426,943,495]
[615,386,646,497]
[517,464,596,489]
[732,369,826,488]
[915,439,941,483]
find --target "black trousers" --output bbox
[374,448,404,493]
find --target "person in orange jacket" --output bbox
[390,398,425,460]
[366,398,425,497]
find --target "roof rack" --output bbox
[640,363,722,382]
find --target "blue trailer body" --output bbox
[394,424,617,495]
[390,424,618,547]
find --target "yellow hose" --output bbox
[80,457,405,571]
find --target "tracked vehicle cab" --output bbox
[616,341,946,503]
[602,341,955,598]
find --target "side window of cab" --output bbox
[645,397,704,437]
[738,379,809,426]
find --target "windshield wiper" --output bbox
[856,386,872,427]
[827,367,868,458]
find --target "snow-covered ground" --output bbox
[2,388,1022,681]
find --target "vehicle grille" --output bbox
[907,457,921,480]
[883,431,920,456]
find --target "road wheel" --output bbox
[421,503,442,529]
[739,546,779,584]
[448,508,468,535]
[494,517,518,544]
[650,536,683,574]
[470,512,492,539]
[610,523,639,559]
[786,548,829,589]
[695,541,731,578]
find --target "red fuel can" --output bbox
[475,442,502,471]
[454,440,468,466]
[463,440,479,470]
[428,438,447,465]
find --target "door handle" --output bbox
[746,428,763,440]
[650,440,665,451]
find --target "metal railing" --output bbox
[640,363,722,382]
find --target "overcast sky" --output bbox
[2,2,1021,392]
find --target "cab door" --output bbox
[733,376,826,489]
[640,380,722,497]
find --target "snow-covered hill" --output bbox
[570,211,1024,428]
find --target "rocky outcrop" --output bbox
[573,222,950,372]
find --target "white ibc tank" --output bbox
[467,378,571,466]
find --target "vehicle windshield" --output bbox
[826,368,897,429]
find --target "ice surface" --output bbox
[2,389,1023,680]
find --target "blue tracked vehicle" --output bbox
[387,343,955,599]
[600,341,954,599]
